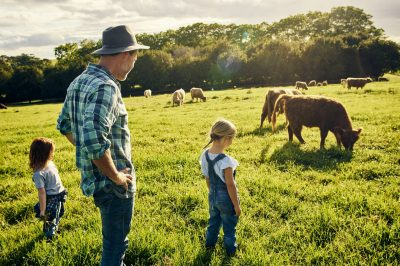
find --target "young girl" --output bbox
[29,137,67,240]
[200,119,241,256]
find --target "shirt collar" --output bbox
[87,63,120,87]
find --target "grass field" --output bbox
[1,75,399,265]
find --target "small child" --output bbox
[200,119,241,256]
[29,137,67,240]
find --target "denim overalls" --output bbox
[205,150,238,255]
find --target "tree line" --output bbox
[1,6,399,103]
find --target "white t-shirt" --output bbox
[32,161,65,195]
[199,149,239,183]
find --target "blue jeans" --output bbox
[206,190,238,255]
[94,190,134,266]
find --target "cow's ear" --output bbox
[334,127,344,135]
[356,127,363,135]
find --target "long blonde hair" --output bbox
[203,118,237,149]
[29,137,55,171]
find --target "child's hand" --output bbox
[234,205,241,217]
[39,214,47,222]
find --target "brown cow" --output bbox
[260,88,302,128]
[346,77,372,89]
[271,95,362,150]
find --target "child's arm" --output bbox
[224,167,241,216]
[37,188,46,217]
[205,177,210,191]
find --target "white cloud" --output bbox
[0,0,399,58]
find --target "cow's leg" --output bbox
[288,126,294,142]
[334,133,342,148]
[320,128,328,149]
[260,113,267,128]
[293,125,305,144]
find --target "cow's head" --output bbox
[366,77,373,83]
[334,127,362,150]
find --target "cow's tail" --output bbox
[271,95,288,132]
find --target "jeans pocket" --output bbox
[93,190,114,211]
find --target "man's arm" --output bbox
[65,132,75,146]
[92,149,133,190]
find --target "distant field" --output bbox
[0,75,399,265]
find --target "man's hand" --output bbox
[113,168,133,191]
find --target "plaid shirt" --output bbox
[57,63,135,196]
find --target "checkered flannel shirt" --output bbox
[57,63,134,196]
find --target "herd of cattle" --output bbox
[294,77,379,91]
[141,76,378,151]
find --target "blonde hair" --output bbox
[203,118,237,149]
[29,137,55,171]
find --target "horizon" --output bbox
[1,0,399,59]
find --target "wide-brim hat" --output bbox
[92,25,149,55]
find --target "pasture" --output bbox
[0,75,399,265]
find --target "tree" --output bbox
[5,66,43,103]
[359,39,400,77]
[128,50,174,91]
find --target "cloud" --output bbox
[0,33,65,50]
[1,0,399,58]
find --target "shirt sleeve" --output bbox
[33,172,45,189]
[220,156,239,171]
[199,151,208,177]
[57,97,72,135]
[81,83,118,160]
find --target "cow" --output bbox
[190,87,207,102]
[295,81,308,90]
[308,80,317,86]
[260,88,302,128]
[172,88,185,106]
[378,77,389,82]
[346,77,372,89]
[271,95,362,150]
[144,89,152,98]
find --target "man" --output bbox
[57,25,149,266]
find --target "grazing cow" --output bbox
[322,80,328,86]
[308,80,317,86]
[190,87,207,102]
[378,77,389,82]
[172,88,185,106]
[144,89,152,98]
[0,103,7,109]
[340,79,347,88]
[271,95,362,150]
[260,88,302,128]
[346,77,372,89]
[317,82,322,86]
[295,81,308,90]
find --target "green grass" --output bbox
[1,74,400,265]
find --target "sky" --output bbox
[1,0,399,59]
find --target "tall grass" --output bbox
[0,75,399,265]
